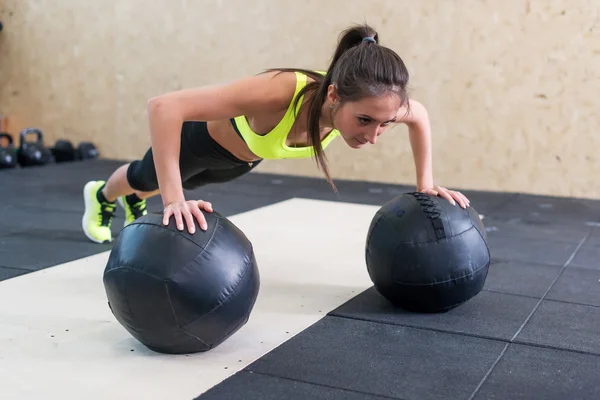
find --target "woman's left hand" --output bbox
[419,185,470,209]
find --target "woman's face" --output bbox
[328,89,402,149]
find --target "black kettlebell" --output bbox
[0,133,17,169]
[17,128,53,167]
[52,139,76,163]
[77,141,99,160]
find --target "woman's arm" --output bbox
[396,99,470,208]
[147,71,295,207]
[147,71,296,229]
[401,100,434,191]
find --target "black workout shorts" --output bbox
[126,121,262,192]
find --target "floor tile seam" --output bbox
[508,229,591,343]
[558,264,600,272]
[0,265,31,272]
[1,265,56,273]
[531,296,600,309]
[489,256,577,268]
[466,339,600,400]
[325,313,512,344]
[325,314,600,356]
[482,288,549,300]
[510,339,600,357]
[467,342,511,400]
[468,229,592,400]
[239,370,408,400]
[482,289,600,309]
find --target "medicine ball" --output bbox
[365,192,490,313]
[103,211,260,354]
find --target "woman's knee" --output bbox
[184,160,262,188]
[126,157,160,192]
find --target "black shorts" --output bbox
[126,121,262,192]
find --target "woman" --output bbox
[82,23,470,244]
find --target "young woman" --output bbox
[82,23,470,244]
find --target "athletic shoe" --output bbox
[82,180,116,243]
[118,195,147,227]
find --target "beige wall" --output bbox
[1,1,598,199]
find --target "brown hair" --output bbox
[265,23,411,191]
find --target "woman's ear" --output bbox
[326,84,338,106]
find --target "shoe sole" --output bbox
[82,181,110,244]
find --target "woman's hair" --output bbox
[265,23,411,191]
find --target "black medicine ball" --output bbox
[365,192,490,313]
[103,211,260,354]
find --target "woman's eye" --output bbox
[358,117,370,125]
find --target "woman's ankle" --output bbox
[98,185,116,204]
[125,192,143,206]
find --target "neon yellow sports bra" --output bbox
[231,71,340,160]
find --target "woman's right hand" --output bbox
[162,199,213,234]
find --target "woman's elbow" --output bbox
[147,95,179,121]
[147,95,166,112]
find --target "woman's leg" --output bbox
[101,163,160,202]
[82,120,257,243]
[82,147,162,244]
[82,122,211,243]
[183,159,262,189]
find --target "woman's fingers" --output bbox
[163,199,215,233]
[162,208,172,226]
[198,200,213,213]
[191,206,208,231]
[182,206,197,234]
[172,207,185,231]
[435,186,456,206]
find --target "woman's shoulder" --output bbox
[256,69,305,89]
[252,70,302,110]
[259,68,326,84]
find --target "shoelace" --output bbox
[130,200,147,218]
[99,202,116,227]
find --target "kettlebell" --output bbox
[52,139,76,163]
[76,141,99,160]
[17,128,53,167]
[0,133,17,169]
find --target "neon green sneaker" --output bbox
[82,180,116,243]
[118,195,147,227]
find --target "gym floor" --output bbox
[1,159,599,400]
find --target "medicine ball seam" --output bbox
[103,211,260,354]
[409,192,446,240]
[366,193,489,313]
[392,261,490,286]
[179,256,255,329]
[104,265,164,281]
[164,283,211,347]
[365,212,385,249]
[385,224,479,245]
[472,218,492,259]
[121,271,135,334]
[409,191,443,219]
[127,215,223,251]
[389,224,488,284]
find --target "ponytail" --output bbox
[304,25,378,192]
